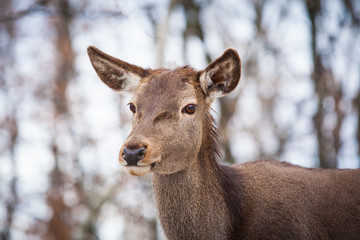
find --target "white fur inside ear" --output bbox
[117,71,142,93]
[92,58,141,93]
[199,71,212,93]
[199,69,227,100]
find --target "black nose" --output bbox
[122,147,147,166]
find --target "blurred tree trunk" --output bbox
[0,1,19,239]
[355,92,360,159]
[344,0,360,165]
[306,0,344,168]
[45,0,74,239]
[1,114,19,240]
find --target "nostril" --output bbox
[122,147,130,157]
[122,146,147,166]
[137,148,146,159]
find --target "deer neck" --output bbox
[152,130,235,239]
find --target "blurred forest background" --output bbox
[1,0,359,239]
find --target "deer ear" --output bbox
[199,48,241,99]
[87,46,148,93]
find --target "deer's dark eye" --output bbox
[128,103,136,113]
[182,104,197,115]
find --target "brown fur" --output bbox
[88,46,360,240]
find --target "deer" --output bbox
[87,46,360,240]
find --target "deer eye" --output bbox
[128,103,136,113]
[182,104,197,115]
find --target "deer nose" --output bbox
[122,147,147,166]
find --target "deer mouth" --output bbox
[119,157,159,176]
[123,165,152,176]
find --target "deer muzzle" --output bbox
[119,141,160,176]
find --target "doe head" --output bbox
[88,46,241,176]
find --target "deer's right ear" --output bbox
[87,46,148,93]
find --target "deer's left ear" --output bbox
[199,48,241,99]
